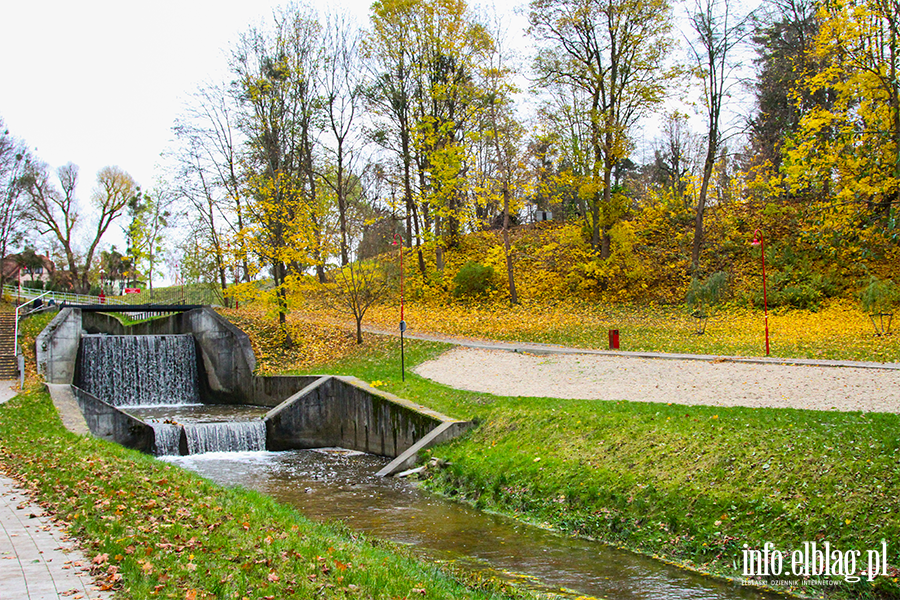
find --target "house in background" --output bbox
[1,252,56,288]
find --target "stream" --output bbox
[163,449,782,600]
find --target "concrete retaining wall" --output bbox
[36,309,82,384]
[71,386,155,454]
[266,375,471,465]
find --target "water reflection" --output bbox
[164,450,781,600]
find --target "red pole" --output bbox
[393,234,406,381]
[752,229,770,357]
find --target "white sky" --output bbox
[0,0,529,194]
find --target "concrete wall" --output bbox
[72,386,155,454]
[266,375,471,459]
[36,308,82,384]
[81,308,258,404]
[38,306,473,470]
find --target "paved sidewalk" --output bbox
[0,381,17,406]
[0,474,112,600]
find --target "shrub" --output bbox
[452,261,495,298]
[859,276,899,315]
[686,271,729,333]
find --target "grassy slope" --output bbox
[288,338,900,600]
[0,387,538,600]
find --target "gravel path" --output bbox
[414,347,900,412]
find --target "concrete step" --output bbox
[0,356,16,379]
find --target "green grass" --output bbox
[0,387,542,600]
[292,337,900,599]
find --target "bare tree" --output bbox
[320,11,367,267]
[687,0,754,272]
[481,14,525,304]
[173,81,249,305]
[0,120,31,289]
[24,163,137,293]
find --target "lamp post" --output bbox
[392,234,406,381]
[751,229,770,356]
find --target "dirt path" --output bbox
[414,347,900,412]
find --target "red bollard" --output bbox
[608,329,620,350]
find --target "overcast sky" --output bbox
[1,0,530,194]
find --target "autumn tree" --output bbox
[530,0,676,258]
[365,0,493,273]
[686,0,754,271]
[781,0,900,257]
[231,4,325,342]
[365,0,424,271]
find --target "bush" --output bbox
[452,262,495,298]
[859,276,899,315]
[686,271,729,315]
[751,267,835,310]
[686,271,729,334]
[23,280,45,291]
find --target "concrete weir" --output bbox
[36,307,471,475]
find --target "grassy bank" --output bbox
[0,386,542,600]
[287,338,900,599]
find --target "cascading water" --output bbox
[183,421,267,454]
[79,334,267,456]
[151,423,183,456]
[79,334,200,406]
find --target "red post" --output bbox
[751,229,770,357]
[608,329,620,350]
[393,234,406,381]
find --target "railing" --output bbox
[2,284,129,307]
[3,284,225,308]
[13,290,51,361]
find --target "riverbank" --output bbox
[288,338,900,600]
[0,386,542,600]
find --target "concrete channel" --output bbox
[35,306,471,475]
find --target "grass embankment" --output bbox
[287,338,900,600]
[0,386,539,600]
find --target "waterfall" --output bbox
[183,421,267,454]
[79,334,201,406]
[151,423,182,456]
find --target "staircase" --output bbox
[0,312,18,380]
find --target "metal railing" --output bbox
[2,284,129,307]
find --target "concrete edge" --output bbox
[389,331,900,371]
[45,383,90,436]
[264,375,332,421]
[331,374,468,424]
[376,420,473,477]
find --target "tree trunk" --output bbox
[692,139,718,272]
[502,185,518,304]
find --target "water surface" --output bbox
[165,449,781,600]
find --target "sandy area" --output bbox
[414,348,900,412]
